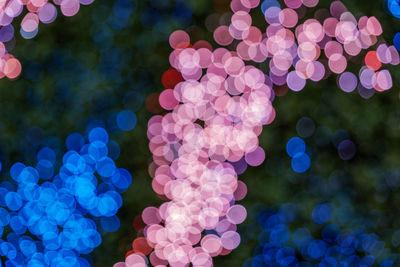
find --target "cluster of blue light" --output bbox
[0,127,132,266]
[393,32,400,51]
[388,0,400,50]
[116,110,137,132]
[388,0,400,18]
[244,203,398,267]
[286,137,311,173]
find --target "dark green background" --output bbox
[0,0,399,266]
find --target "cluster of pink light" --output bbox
[221,0,399,94]
[114,31,273,267]
[115,1,397,266]
[0,0,94,79]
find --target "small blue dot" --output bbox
[18,167,39,184]
[64,152,86,174]
[292,228,311,247]
[360,255,375,267]
[0,208,10,226]
[291,153,310,173]
[312,204,331,224]
[10,163,25,182]
[286,137,306,158]
[19,239,36,257]
[66,133,85,152]
[42,232,60,250]
[88,127,109,144]
[322,224,340,243]
[35,160,54,180]
[269,226,290,245]
[88,141,108,161]
[5,192,23,211]
[10,215,26,234]
[116,110,137,131]
[111,168,132,191]
[394,32,400,51]
[0,188,9,207]
[97,194,118,217]
[388,0,400,18]
[37,147,56,164]
[1,242,17,260]
[276,247,296,266]
[307,240,327,259]
[97,157,116,178]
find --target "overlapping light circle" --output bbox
[0,127,131,266]
[286,137,311,173]
[245,202,399,266]
[115,0,398,266]
[0,0,95,79]
[226,0,398,94]
[115,23,274,267]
